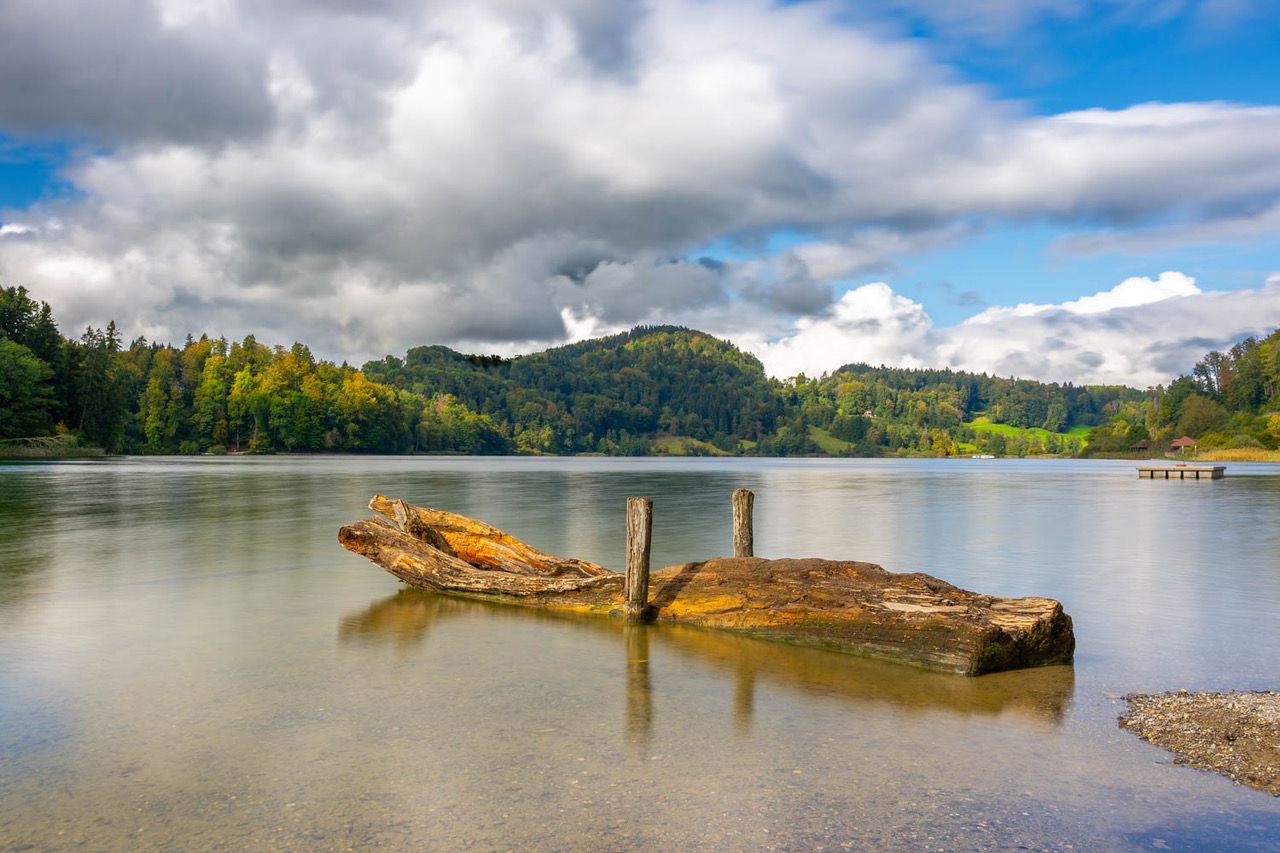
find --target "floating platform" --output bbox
[1136,465,1225,480]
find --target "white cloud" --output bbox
[1053,200,1280,256]
[733,283,936,380]
[0,0,1279,379]
[738,273,1280,387]
[964,271,1201,321]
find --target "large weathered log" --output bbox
[338,495,1074,676]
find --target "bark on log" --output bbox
[338,495,1074,676]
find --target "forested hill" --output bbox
[360,324,1161,456]
[791,364,1147,457]
[6,282,1277,457]
[361,326,784,454]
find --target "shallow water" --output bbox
[1,456,1278,851]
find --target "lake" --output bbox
[1,456,1278,852]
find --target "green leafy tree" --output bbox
[1177,394,1230,438]
[0,338,56,438]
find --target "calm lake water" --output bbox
[1,456,1278,852]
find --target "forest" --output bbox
[3,284,1279,457]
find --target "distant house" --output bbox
[1171,436,1196,453]
[1130,439,1154,451]
[862,410,874,418]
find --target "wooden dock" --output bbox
[1136,465,1225,480]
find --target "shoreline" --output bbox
[5,445,1278,463]
[1120,691,1280,796]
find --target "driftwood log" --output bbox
[338,495,1075,676]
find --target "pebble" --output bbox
[1119,690,1280,796]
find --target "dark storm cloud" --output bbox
[741,274,834,316]
[0,0,273,145]
[553,250,616,285]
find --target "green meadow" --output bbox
[967,416,1091,445]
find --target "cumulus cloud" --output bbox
[739,272,1280,387]
[734,282,937,380]
[1,0,1280,380]
[1053,199,1280,256]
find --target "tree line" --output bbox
[5,283,1277,457]
[1077,330,1280,455]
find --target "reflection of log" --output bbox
[338,496,1075,676]
[339,591,1076,721]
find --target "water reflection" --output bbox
[340,589,1075,726]
[733,666,755,735]
[5,456,1279,853]
[624,625,652,748]
[0,467,44,607]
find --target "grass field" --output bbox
[967,416,1088,446]
[652,435,733,456]
[805,419,1093,457]
[1192,448,1280,463]
[808,426,854,454]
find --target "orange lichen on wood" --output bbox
[368,495,608,578]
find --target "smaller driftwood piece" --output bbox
[338,495,1074,676]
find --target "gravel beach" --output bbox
[1120,690,1280,796]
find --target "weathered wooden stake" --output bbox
[732,488,754,558]
[625,497,653,622]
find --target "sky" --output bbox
[2,0,1279,387]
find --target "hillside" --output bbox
[362,326,784,454]
[6,283,1277,458]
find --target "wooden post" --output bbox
[625,497,652,622]
[732,488,754,558]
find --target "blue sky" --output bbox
[2,0,1279,386]
[697,0,1280,325]
[0,137,75,210]
[892,3,1280,320]
[942,7,1280,113]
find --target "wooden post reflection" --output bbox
[624,624,652,746]
[733,666,756,734]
